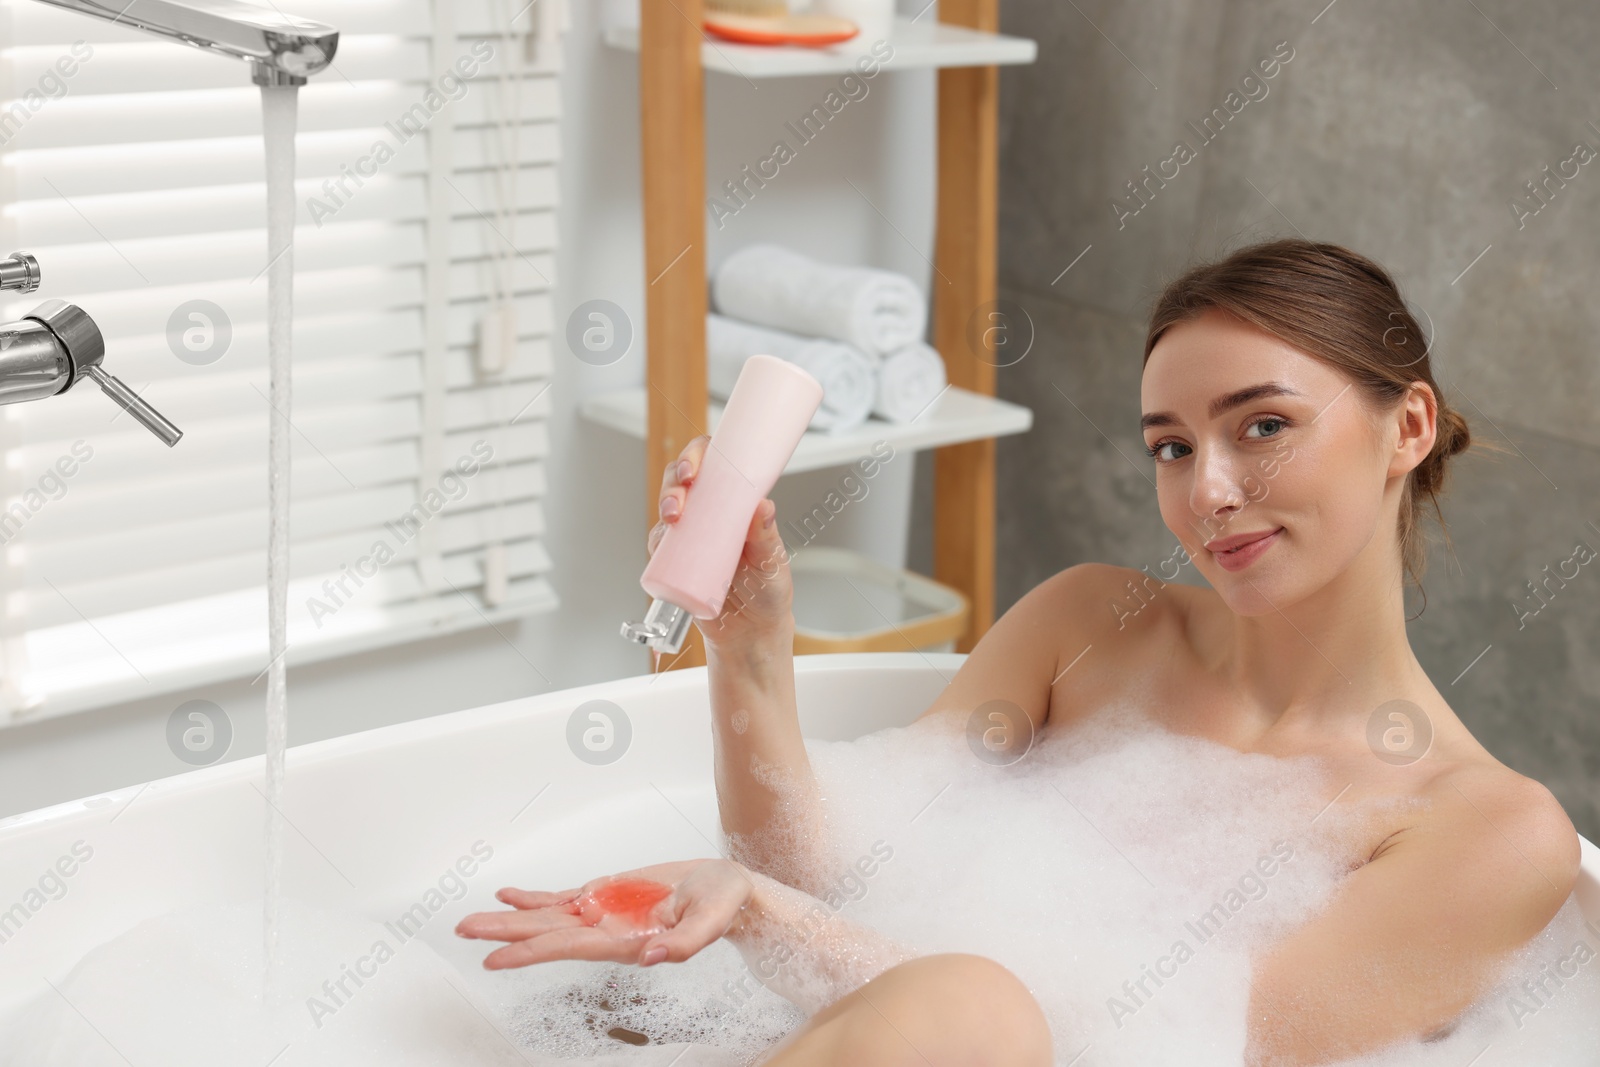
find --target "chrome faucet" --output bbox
[30,0,338,85]
[0,252,184,447]
[5,2,340,445]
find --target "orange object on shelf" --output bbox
[703,13,860,47]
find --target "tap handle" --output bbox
[16,298,183,446]
[0,252,40,293]
[85,366,183,447]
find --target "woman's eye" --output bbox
[1146,440,1191,462]
[1147,417,1287,462]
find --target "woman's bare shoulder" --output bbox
[908,563,1175,733]
[1425,758,1578,844]
[1029,561,1193,625]
[909,563,1139,730]
[1018,562,1207,676]
[1030,561,1133,597]
[1411,757,1581,913]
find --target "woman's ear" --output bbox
[1388,381,1438,478]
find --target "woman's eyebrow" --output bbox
[1140,382,1303,431]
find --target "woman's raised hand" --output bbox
[650,434,795,646]
[454,858,755,970]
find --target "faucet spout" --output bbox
[30,0,337,85]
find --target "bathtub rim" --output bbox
[2,650,1596,913]
[0,652,968,839]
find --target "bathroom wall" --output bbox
[938,0,1600,839]
[0,1,937,817]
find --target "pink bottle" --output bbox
[621,354,823,654]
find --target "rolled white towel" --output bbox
[873,341,948,423]
[712,243,927,357]
[707,314,877,434]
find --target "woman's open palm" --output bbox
[455,858,754,970]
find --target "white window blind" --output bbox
[0,0,564,723]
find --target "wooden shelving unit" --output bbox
[611,0,1033,672]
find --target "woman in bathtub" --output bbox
[456,239,1581,1066]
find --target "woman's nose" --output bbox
[1188,445,1248,522]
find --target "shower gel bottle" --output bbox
[621,354,823,655]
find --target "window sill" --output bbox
[2,576,560,727]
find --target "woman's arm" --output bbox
[1243,769,1579,1065]
[725,865,919,1016]
[654,438,829,894]
[704,619,834,893]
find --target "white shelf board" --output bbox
[579,384,1032,476]
[603,15,1037,78]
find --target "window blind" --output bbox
[0,0,563,723]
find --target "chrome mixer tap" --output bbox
[29,0,338,87]
[0,251,183,447]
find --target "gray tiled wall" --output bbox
[910,0,1599,839]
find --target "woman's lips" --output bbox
[1210,527,1283,572]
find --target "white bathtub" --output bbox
[2,651,1598,1034]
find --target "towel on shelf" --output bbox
[711,243,927,358]
[873,341,948,423]
[707,313,877,434]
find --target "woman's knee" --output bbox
[838,953,1053,1067]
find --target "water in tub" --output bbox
[6,692,1598,1065]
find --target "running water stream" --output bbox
[259,82,298,1018]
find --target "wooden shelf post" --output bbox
[639,0,710,672]
[933,0,1000,652]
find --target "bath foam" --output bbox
[0,898,540,1066]
[781,700,1370,1065]
[459,698,1600,1066]
[462,698,1373,1066]
[787,700,1600,1066]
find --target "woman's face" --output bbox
[1140,308,1422,616]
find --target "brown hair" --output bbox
[1143,238,1497,598]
